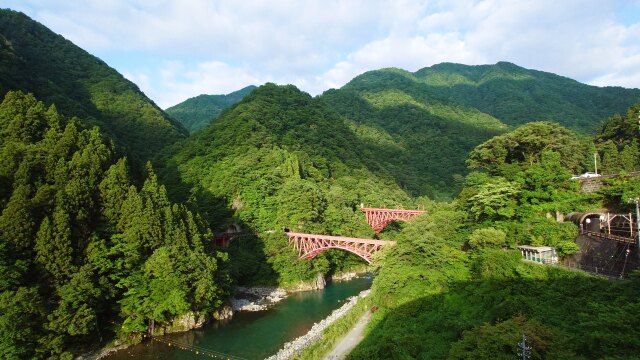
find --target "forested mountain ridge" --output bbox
[166,85,257,133]
[347,62,640,132]
[0,9,187,162]
[321,73,508,199]
[157,83,414,285]
[321,63,640,198]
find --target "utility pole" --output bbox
[594,152,598,175]
[517,334,531,360]
[630,198,640,250]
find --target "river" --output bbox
[104,276,372,360]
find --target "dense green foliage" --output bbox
[595,101,640,176]
[166,85,256,133]
[321,64,640,197]
[158,83,414,285]
[0,92,229,359]
[321,81,507,199]
[414,61,640,132]
[346,116,640,359]
[0,9,187,163]
[467,121,586,175]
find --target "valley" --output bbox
[1,7,640,360]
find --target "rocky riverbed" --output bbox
[231,286,288,311]
[264,289,371,360]
[231,272,332,312]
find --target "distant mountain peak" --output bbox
[166,85,257,133]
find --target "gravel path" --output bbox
[265,289,370,360]
[324,311,371,360]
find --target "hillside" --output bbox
[331,112,640,359]
[0,9,187,162]
[321,74,508,199]
[0,91,228,358]
[166,85,256,133]
[157,83,413,284]
[412,62,639,132]
[321,63,640,198]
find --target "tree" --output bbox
[467,178,520,222]
[468,228,507,249]
[0,287,44,359]
[98,158,132,229]
[34,208,76,284]
[449,316,572,359]
[467,122,584,175]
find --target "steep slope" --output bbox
[159,83,411,230]
[322,63,640,198]
[0,9,187,161]
[0,91,228,358]
[321,71,508,199]
[157,83,413,284]
[166,85,256,133]
[414,62,640,132]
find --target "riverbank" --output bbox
[100,276,373,360]
[231,270,369,312]
[265,289,370,360]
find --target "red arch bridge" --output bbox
[286,232,396,264]
[361,207,425,233]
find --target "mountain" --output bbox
[321,70,508,199]
[157,83,413,284]
[320,63,640,198]
[0,9,187,162]
[166,85,256,133]
[412,62,640,132]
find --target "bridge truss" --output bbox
[286,232,396,264]
[361,207,425,233]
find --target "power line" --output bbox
[145,334,247,360]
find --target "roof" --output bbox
[517,245,555,252]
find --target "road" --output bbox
[324,311,371,360]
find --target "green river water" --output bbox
[104,276,372,360]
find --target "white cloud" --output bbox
[129,60,264,108]
[4,0,640,106]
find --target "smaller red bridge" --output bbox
[213,232,257,247]
[286,232,396,264]
[361,207,425,233]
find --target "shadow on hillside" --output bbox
[321,91,503,199]
[155,153,280,286]
[348,272,640,359]
[564,235,640,277]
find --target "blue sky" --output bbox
[3,0,640,108]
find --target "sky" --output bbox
[3,0,640,108]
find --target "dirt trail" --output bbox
[324,311,371,360]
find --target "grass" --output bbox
[297,296,372,360]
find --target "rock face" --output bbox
[212,305,233,320]
[314,272,326,289]
[290,273,327,292]
[153,312,207,335]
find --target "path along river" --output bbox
[104,276,372,360]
